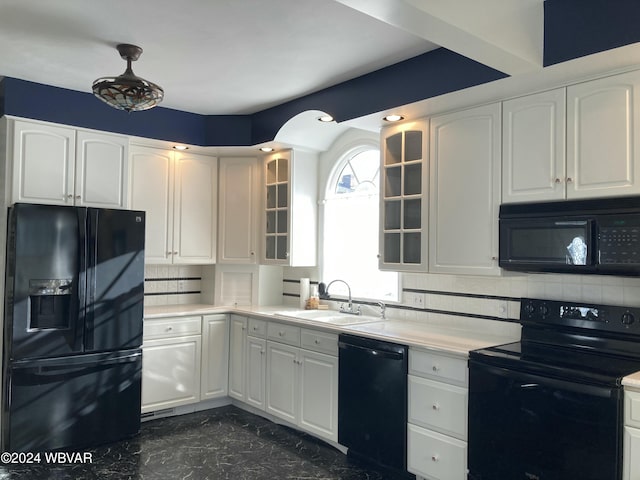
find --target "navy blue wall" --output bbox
[544,0,640,66]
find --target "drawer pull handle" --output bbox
[314,339,320,344]
[432,403,440,411]
[432,364,440,372]
[166,326,173,332]
[431,454,439,462]
[279,331,284,337]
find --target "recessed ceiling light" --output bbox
[383,114,404,122]
[260,147,274,152]
[318,115,334,123]
[173,145,189,150]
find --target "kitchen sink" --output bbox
[275,310,383,325]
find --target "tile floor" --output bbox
[0,405,413,479]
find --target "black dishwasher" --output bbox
[338,333,408,474]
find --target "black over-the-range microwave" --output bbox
[499,196,640,275]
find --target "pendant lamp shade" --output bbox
[92,44,164,112]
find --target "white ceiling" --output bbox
[0,0,546,116]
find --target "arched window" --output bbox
[322,146,399,301]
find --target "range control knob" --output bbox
[621,311,636,327]
[538,304,549,318]
[523,302,536,316]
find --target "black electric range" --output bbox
[468,298,640,480]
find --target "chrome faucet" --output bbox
[377,301,386,319]
[325,279,361,315]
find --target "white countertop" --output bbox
[145,304,520,357]
[623,371,640,389]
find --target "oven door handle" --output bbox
[469,360,621,399]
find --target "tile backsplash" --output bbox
[144,265,203,306]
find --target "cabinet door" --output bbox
[263,152,290,264]
[129,146,174,264]
[299,349,338,442]
[429,103,501,275]
[218,157,258,264]
[624,426,640,480]
[200,315,229,401]
[379,121,429,271]
[567,70,640,199]
[75,130,128,208]
[246,336,266,410]
[266,341,298,424]
[11,120,75,205]
[173,152,217,264]
[502,89,566,203]
[141,335,201,414]
[228,315,247,401]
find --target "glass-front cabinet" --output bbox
[262,149,317,266]
[265,153,289,261]
[379,121,429,271]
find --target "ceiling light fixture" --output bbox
[92,44,164,113]
[173,145,189,151]
[383,114,404,122]
[318,115,334,123]
[260,147,274,153]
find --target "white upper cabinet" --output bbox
[504,71,640,203]
[261,149,317,266]
[502,88,566,203]
[130,145,217,264]
[379,120,429,272]
[429,103,502,276]
[218,157,258,264]
[10,119,128,208]
[567,70,640,199]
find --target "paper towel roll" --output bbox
[299,278,310,309]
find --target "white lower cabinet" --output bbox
[246,330,267,410]
[408,348,468,480]
[228,315,248,401]
[261,322,338,443]
[624,387,640,479]
[141,316,202,414]
[200,314,229,400]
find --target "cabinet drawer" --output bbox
[301,329,338,356]
[408,423,467,480]
[248,318,267,338]
[410,349,467,386]
[626,389,640,428]
[143,316,202,340]
[267,322,300,346]
[409,375,467,440]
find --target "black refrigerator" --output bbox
[2,203,145,452]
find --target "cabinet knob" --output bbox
[554,178,561,184]
[314,339,320,345]
[166,326,173,332]
[66,194,73,199]
[432,403,440,411]
[75,195,81,199]
[566,177,573,183]
[431,454,440,462]
[279,331,284,337]
[173,251,178,255]
[250,251,255,256]
[432,364,440,372]
[491,256,497,261]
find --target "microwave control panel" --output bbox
[598,215,640,265]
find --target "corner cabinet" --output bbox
[261,150,317,266]
[9,119,128,208]
[379,120,429,272]
[429,103,501,276]
[218,157,258,264]
[130,145,217,264]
